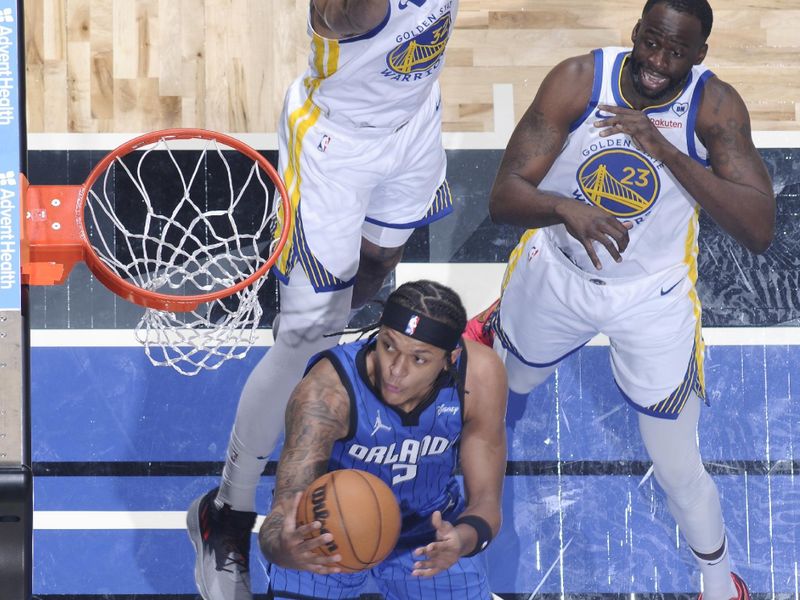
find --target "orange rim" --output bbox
[76,128,291,312]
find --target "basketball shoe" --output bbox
[698,572,751,600]
[187,488,257,600]
[463,299,499,347]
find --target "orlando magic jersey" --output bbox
[312,337,466,544]
[541,47,714,278]
[300,0,458,129]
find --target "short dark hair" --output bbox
[642,0,713,40]
[386,280,467,341]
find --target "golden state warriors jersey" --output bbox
[541,47,714,278]
[300,0,458,129]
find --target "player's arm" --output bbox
[454,340,508,545]
[412,340,508,577]
[595,77,774,254]
[311,0,389,39]
[489,54,633,269]
[258,358,351,573]
[661,78,774,253]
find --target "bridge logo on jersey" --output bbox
[384,12,452,80]
[348,435,451,485]
[576,149,661,218]
[398,0,428,8]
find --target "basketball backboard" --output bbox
[0,0,31,598]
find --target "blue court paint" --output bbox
[29,345,798,597]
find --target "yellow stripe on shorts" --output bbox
[501,229,538,292]
[275,34,340,279]
[643,209,706,419]
[683,207,705,395]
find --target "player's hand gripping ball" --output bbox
[296,469,401,573]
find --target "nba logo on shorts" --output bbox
[317,134,331,152]
[405,315,420,335]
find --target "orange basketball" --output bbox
[296,469,401,573]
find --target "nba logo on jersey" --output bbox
[672,102,689,117]
[405,315,420,335]
[317,134,331,153]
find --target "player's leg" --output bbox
[490,229,596,393]
[218,269,353,511]
[188,77,381,600]
[351,237,404,309]
[605,270,742,600]
[501,347,558,394]
[187,270,353,600]
[638,396,741,600]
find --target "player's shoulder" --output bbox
[698,72,746,107]
[546,52,595,86]
[462,339,506,387]
[695,71,751,131]
[534,51,596,117]
[298,356,351,406]
[562,52,596,73]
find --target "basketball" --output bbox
[296,469,401,573]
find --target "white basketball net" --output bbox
[83,135,282,375]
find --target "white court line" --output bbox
[30,262,800,347]
[34,511,265,531]
[29,327,800,348]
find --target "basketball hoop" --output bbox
[22,128,291,375]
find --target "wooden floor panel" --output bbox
[23,0,800,134]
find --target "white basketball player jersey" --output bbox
[540,47,715,278]
[299,0,458,129]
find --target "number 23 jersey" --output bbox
[541,46,715,278]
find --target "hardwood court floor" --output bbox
[23,0,800,135]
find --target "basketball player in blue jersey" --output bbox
[465,1,774,599]
[187,2,460,599]
[259,280,507,599]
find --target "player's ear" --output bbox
[694,43,708,65]
[631,19,642,44]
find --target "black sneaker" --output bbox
[187,488,257,600]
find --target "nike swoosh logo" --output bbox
[594,108,614,119]
[660,280,682,296]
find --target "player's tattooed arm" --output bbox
[311,0,389,38]
[258,359,350,568]
[657,77,774,253]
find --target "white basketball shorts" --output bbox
[495,229,705,418]
[272,77,451,292]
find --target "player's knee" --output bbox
[505,359,556,394]
[358,241,404,279]
[652,457,711,507]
